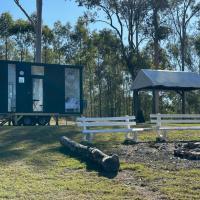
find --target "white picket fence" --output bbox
[150,114,200,140]
[77,116,144,142]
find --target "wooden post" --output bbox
[133,131,138,142]
[152,89,159,114]
[133,90,139,117]
[125,115,130,139]
[56,115,59,126]
[156,113,162,139]
[157,113,161,127]
[181,91,186,114]
[82,117,93,142]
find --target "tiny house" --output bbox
[0,60,83,125]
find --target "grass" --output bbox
[0,126,141,200]
[0,125,199,199]
[120,162,200,200]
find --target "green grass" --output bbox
[0,126,141,200]
[0,125,199,199]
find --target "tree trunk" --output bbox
[60,136,120,172]
[99,82,102,117]
[35,0,42,63]
[134,90,139,116]
[181,39,185,71]
[152,5,160,69]
[5,37,8,60]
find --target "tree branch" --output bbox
[14,0,36,29]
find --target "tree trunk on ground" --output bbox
[60,136,120,172]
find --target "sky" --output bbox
[0,0,87,27]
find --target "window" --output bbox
[31,66,44,76]
[8,64,16,112]
[65,68,80,113]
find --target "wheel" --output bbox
[37,116,50,126]
[23,116,36,126]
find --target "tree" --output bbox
[42,25,54,63]
[195,34,200,73]
[144,0,170,113]
[167,0,200,114]
[73,0,151,116]
[52,21,72,64]
[14,0,43,63]
[168,0,200,71]
[10,19,35,61]
[74,0,149,78]
[145,0,170,69]
[0,12,14,60]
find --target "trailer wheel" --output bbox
[37,116,50,126]
[23,116,35,126]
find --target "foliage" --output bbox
[2,0,200,117]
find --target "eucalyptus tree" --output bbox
[10,19,35,61]
[93,29,125,116]
[70,18,90,64]
[74,0,149,78]
[52,21,73,64]
[167,0,200,113]
[195,34,200,73]
[168,0,200,71]
[73,0,151,116]
[14,0,43,63]
[42,25,54,63]
[0,12,14,60]
[145,0,170,69]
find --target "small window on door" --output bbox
[31,66,44,76]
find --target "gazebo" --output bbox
[132,69,200,115]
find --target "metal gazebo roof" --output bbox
[132,69,200,91]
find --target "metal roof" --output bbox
[132,69,200,91]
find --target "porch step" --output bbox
[0,115,10,126]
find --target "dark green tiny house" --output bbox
[0,60,83,125]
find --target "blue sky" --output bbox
[0,0,87,27]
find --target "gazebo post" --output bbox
[152,89,159,114]
[181,91,186,114]
[133,90,139,116]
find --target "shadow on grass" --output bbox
[0,126,81,163]
[59,146,119,179]
[0,149,28,162]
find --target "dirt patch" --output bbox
[112,142,200,200]
[117,170,168,200]
[112,142,200,170]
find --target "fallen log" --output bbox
[60,136,120,172]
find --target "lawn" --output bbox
[0,125,199,200]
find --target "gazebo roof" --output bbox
[132,69,200,91]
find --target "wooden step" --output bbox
[0,117,10,126]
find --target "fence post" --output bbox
[125,115,130,139]
[157,113,162,139]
